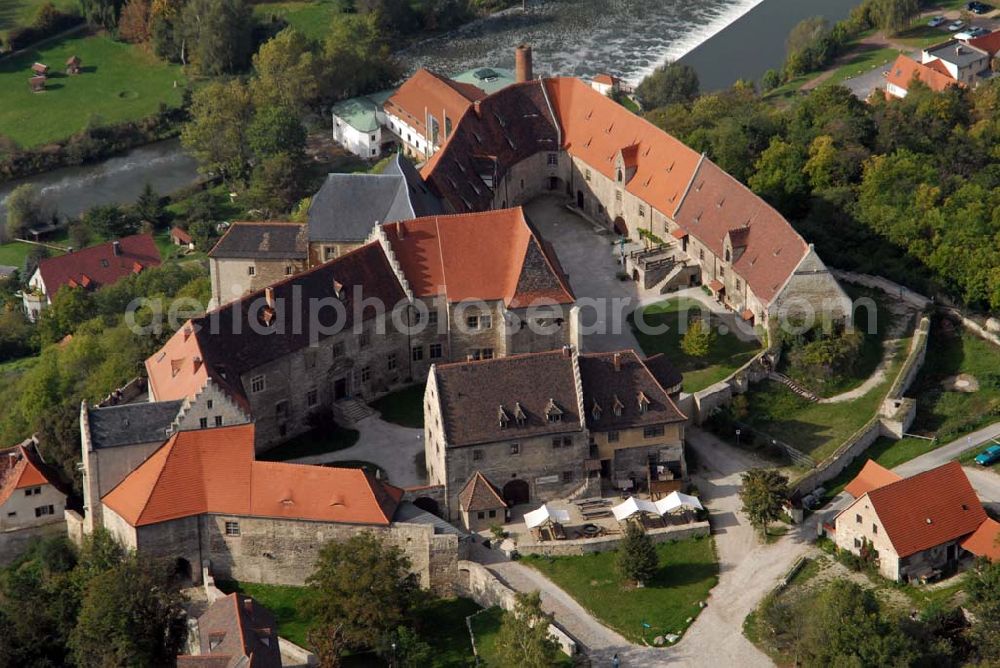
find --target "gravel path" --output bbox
[480,429,820,667]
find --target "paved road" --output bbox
[524,196,644,353]
[287,413,425,487]
[483,429,817,667]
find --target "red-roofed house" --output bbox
[421,75,851,326]
[177,593,281,668]
[885,53,964,99]
[98,423,459,592]
[590,73,621,96]
[0,438,67,533]
[844,460,902,499]
[834,461,994,581]
[384,68,486,160]
[22,234,161,321]
[144,208,578,450]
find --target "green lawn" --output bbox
[215,579,316,648]
[907,320,1000,443]
[252,0,345,41]
[630,297,761,393]
[257,424,360,461]
[0,31,186,147]
[0,0,77,38]
[820,436,941,500]
[416,597,480,667]
[370,384,425,428]
[0,241,34,268]
[522,536,719,644]
[737,337,910,462]
[469,606,573,667]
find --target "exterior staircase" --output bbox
[333,399,375,425]
[768,372,820,403]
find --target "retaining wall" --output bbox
[0,520,66,565]
[455,560,578,656]
[516,521,710,557]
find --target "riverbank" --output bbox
[677,0,861,91]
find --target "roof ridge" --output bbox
[126,432,177,524]
[433,348,567,370]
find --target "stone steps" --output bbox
[334,399,375,425]
[768,372,820,402]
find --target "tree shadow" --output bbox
[650,560,719,589]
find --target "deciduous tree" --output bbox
[251,27,321,113]
[178,0,255,75]
[5,184,46,241]
[118,0,152,43]
[873,0,918,35]
[306,532,419,655]
[247,152,308,217]
[181,80,255,184]
[494,591,560,668]
[966,559,1000,662]
[83,204,138,239]
[635,61,700,110]
[247,106,307,161]
[681,318,715,358]
[738,468,788,538]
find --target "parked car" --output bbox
[970,26,991,36]
[968,1,993,15]
[949,19,966,31]
[928,15,947,27]
[955,30,974,39]
[974,444,1000,466]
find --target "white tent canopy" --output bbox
[611,496,659,521]
[524,503,571,529]
[655,491,704,514]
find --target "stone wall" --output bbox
[209,257,308,308]
[455,560,577,657]
[515,521,710,557]
[831,269,932,312]
[0,520,66,565]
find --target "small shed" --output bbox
[31,62,49,77]
[169,226,194,249]
[66,55,81,75]
[29,75,46,93]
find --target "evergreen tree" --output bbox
[616,521,659,585]
[135,182,164,227]
[739,468,789,538]
[681,318,715,358]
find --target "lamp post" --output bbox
[735,428,741,449]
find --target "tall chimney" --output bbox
[613,352,621,372]
[265,286,275,309]
[515,45,533,83]
[112,240,121,256]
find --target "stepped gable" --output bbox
[433,350,581,447]
[381,207,574,307]
[578,350,686,431]
[672,158,808,304]
[102,423,401,527]
[421,80,560,211]
[146,242,405,405]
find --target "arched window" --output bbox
[725,248,731,262]
[617,169,623,183]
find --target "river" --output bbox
[0,0,861,224]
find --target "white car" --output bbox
[955,29,974,39]
[948,19,966,31]
[928,16,946,27]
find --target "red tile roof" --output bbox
[862,462,986,558]
[961,517,1000,562]
[545,77,702,214]
[171,227,193,244]
[385,68,485,141]
[382,208,574,307]
[459,472,507,512]
[102,424,401,527]
[967,31,1000,57]
[592,74,619,86]
[886,54,960,94]
[673,158,808,304]
[0,441,62,507]
[177,593,281,668]
[36,234,161,299]
[844,460,902,499]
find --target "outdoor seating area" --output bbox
[510,492,706,549]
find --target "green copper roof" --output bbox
[331,96,380,132]
[450,67,516,95]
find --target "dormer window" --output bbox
[545,399,563,423]
[612,395,624,417]
[591,400,602,421]
[637,391,650,414]
[514,402,527,426]
[498,405,510,429]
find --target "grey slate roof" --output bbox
[208,222,308,260]
[925,40,989,68]
[307,153,441,244]
[87,400,183,449]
